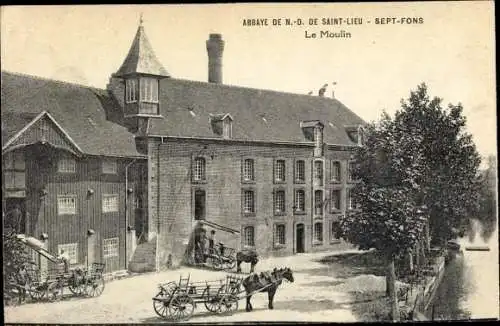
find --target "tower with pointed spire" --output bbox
[113,17,170,122]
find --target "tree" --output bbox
[340,112,427,321]
[3,231,32,304]
[394,84,482,245]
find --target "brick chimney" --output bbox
[206,33,224,84]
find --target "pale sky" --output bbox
[1,3,496,160]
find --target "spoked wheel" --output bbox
[153,292,171,319]
[68,283,86,296]
[211,257,223,270]
[218,295,239,315]
[204,296,221,312]
[224,258,237,271]
[46,281,64,302]
[85,277,105,297]
[28,283,46,301]
[169,294,195,321]
[68,277,86,296]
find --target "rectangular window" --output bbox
[331,221,342,241]
[102,194,119,213]
[314,190,323,215]
[243,190,255,214]
[314,160,323,186]
[8,152,25,170]
[274,224,286,245]
[295,160,305,183]
[193,157,206,182]
[58,243,78,264]
[242,159,255,181]
[294,189,305,212]
[223,121,232,139]
[274,160,286,182]
[274,190,285,214]
[346,189,356,210]
[243,226,255,247]
[103,238,119,258]
[330,190,341,211]
[348,161,356,182]
[102,160,118,174]
[3,152,26,191]
[140,78,159,103]
[194,190,206,220]
[314,222,323,243]
[57,196,77,215]
[331,161,341,182]
[58,157,76,173]
[3,171,26,189]
[125,79,137,103]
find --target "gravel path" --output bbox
[4,250,366,323]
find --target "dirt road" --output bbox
[4,251,365,323]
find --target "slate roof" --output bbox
[150,78,366,145]
[115,25,170,78]
[1,71,144,158]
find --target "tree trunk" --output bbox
[386,257,400,322]
[425,218,431,252]
[415,241,421,268]
[408,250,414,273]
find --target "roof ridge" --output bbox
[167,77,346,103]
[1,70,106,92]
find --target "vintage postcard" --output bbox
[1,2,497,324]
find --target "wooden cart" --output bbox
[152,274,243,321]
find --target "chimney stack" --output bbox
[206,33,225,84]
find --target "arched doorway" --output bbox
[296,223,305,253]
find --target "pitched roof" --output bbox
[2,111,84,155]
[1,71,144,158]
[115,25,170,78]
[149,78,365,145]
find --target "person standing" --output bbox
[208,230,216,254]
[57,249,70,273]
[200,230,208,263]
[6,204,22,233]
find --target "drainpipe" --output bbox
[156,138,165,271]
[125,159,137,270]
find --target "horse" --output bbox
[236,249,259,273]
[241,267,294,312]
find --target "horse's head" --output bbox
[274,267,294,283]
[281,267,294,283]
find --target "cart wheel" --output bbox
[211,257,223,270]
[204,296,221,312]
[85,277,105,297]
[169,294,195,321]
[218,295,239,315]
[153,291,171,319]
[46,282,64,302]
[68,279,86,296]
[68,283,86,296]
[224,258,237,271]
[29,283,45,301]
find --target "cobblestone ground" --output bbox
[4,250,365,323]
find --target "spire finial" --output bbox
[139,13,144,26]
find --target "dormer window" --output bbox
[125,79,137,103]
[210,113,233,139]
[223,120,232,139]
[357,126,365,146]
[300,120,324,157]
[140,77,159,103]
[346,125,365,146]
